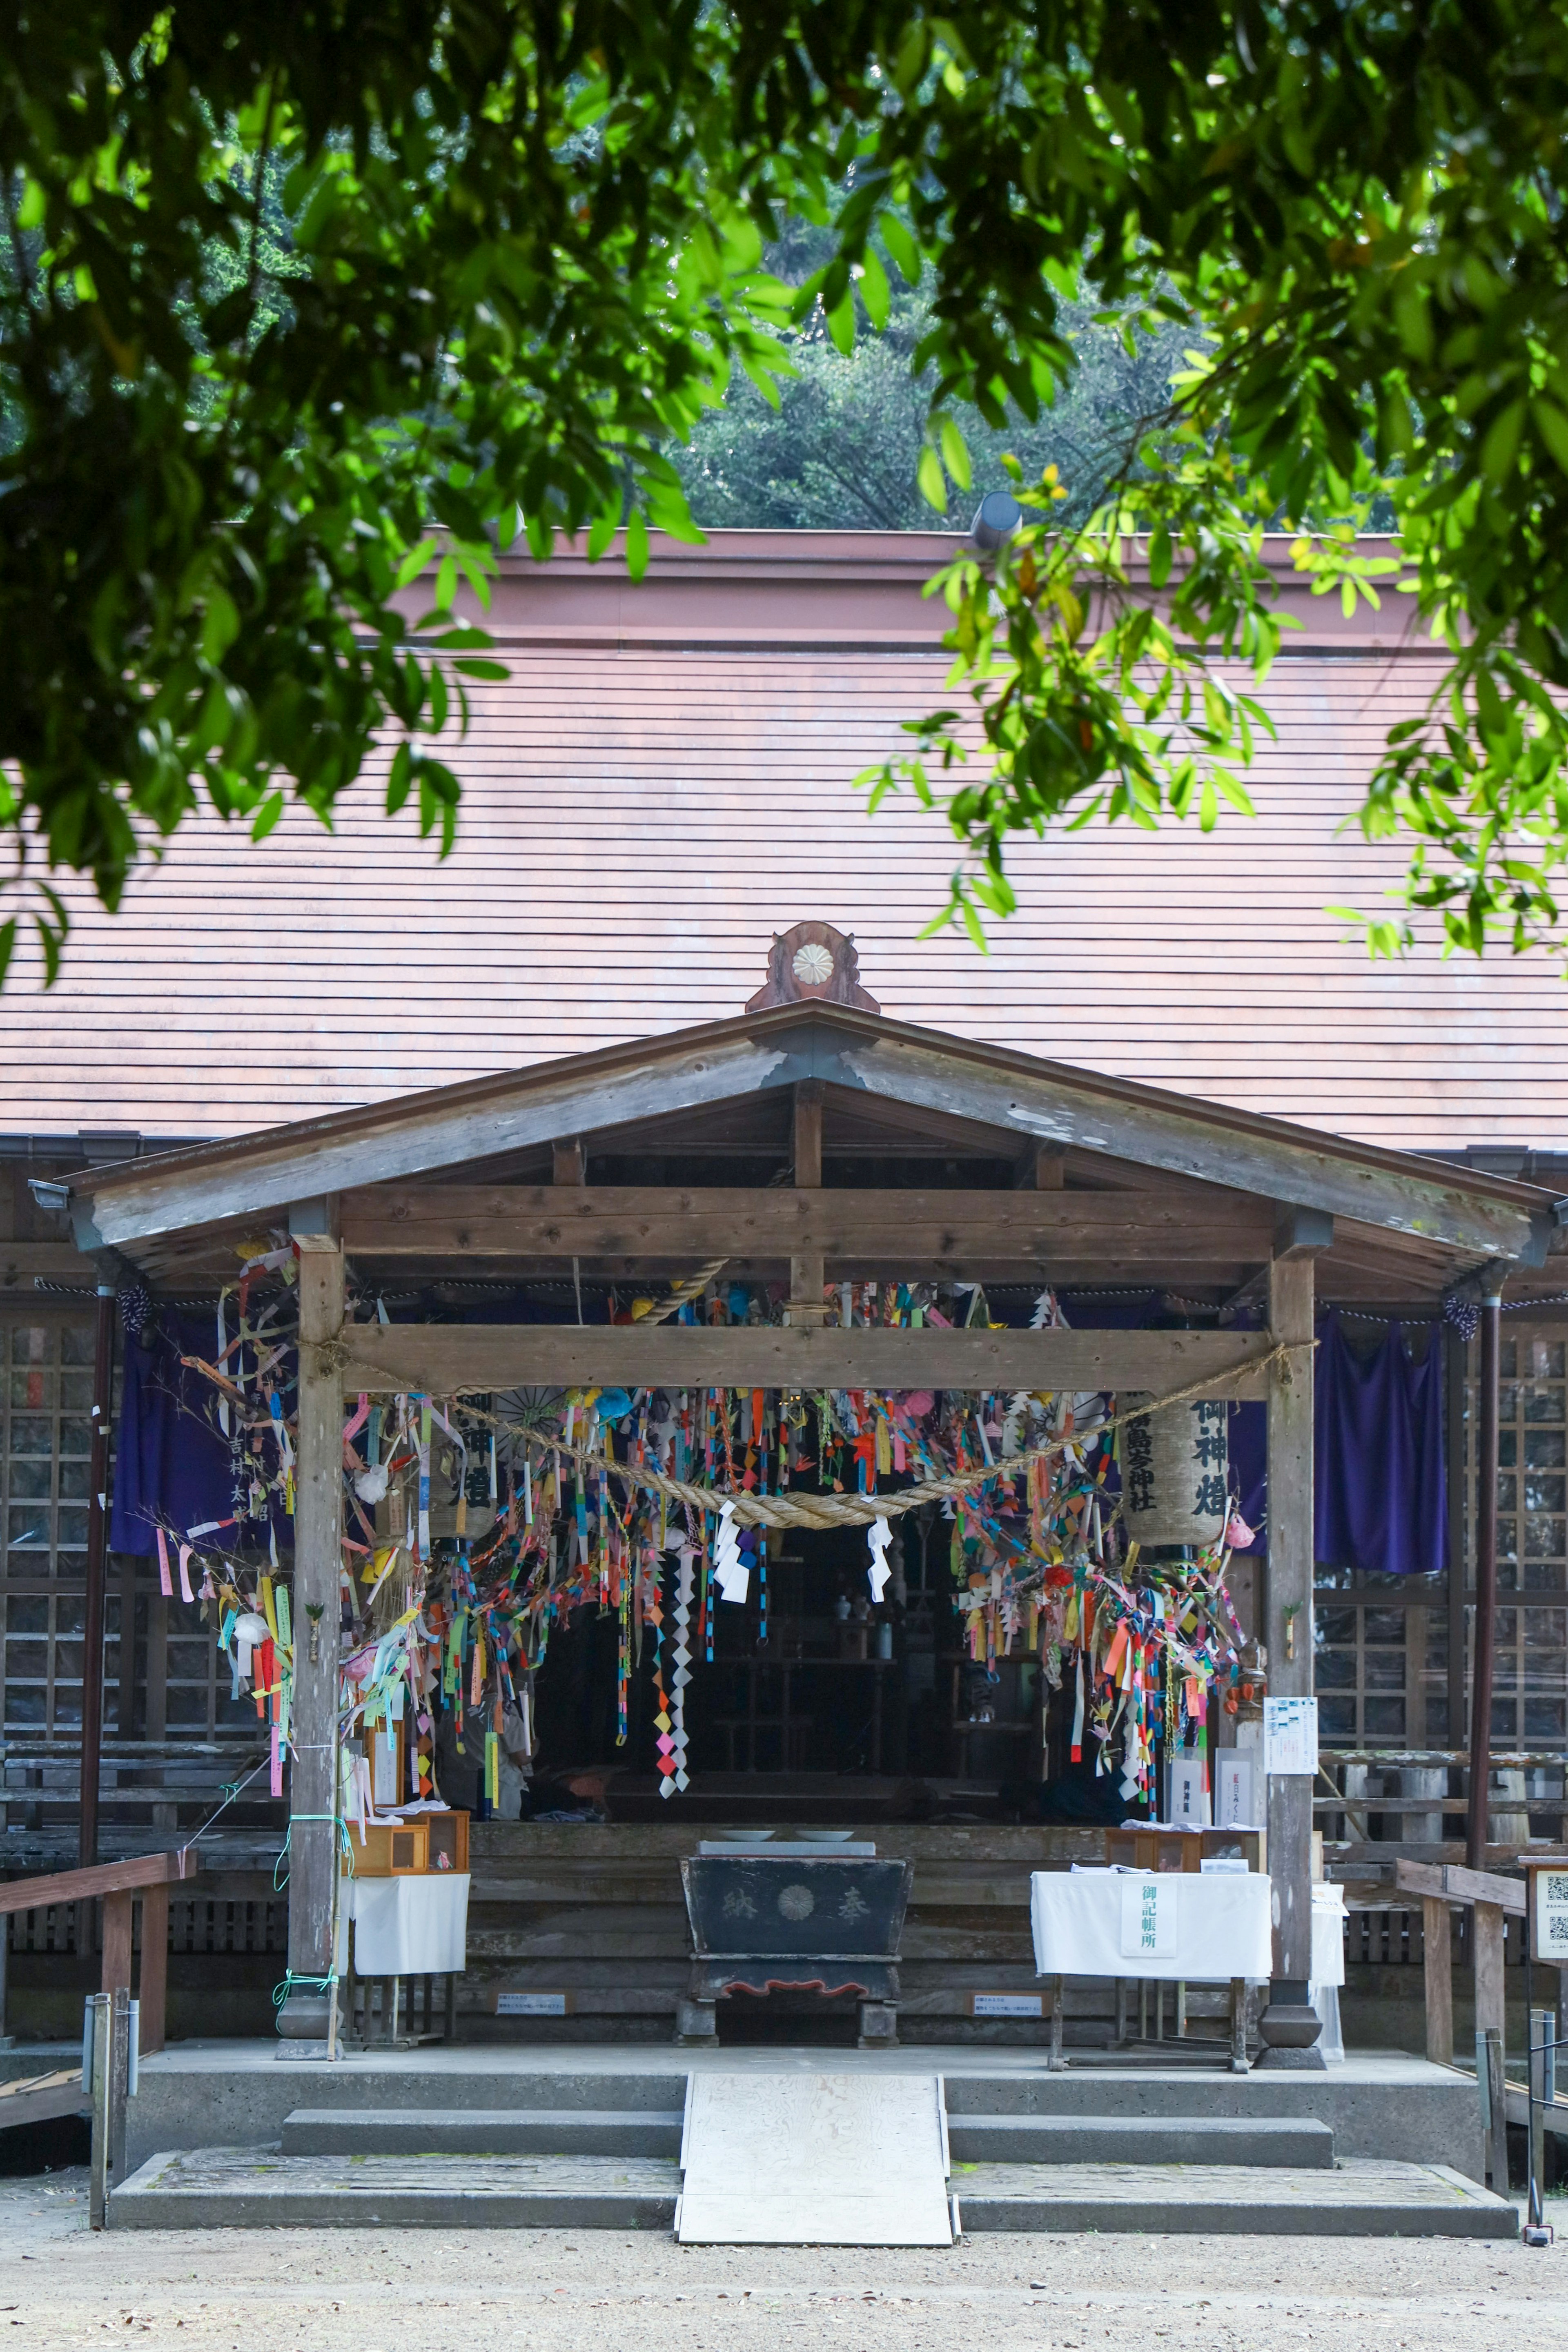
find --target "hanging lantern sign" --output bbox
[1122,1397,1228,1547]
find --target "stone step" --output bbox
[111,2147,1517,2240]
[111,2148,682,2232]
[281,2106,684,2157]
[947,2115,1334,2168]
[951,2158,1518,2239]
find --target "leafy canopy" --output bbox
[5,4,1568,980]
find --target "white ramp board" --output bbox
[677,2071,953,2245]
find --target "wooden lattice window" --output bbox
[1,1311,97,1737]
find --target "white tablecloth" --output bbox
[1030,1870,1274,1982]
[335,1873,470,1975]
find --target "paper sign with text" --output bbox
[1264,1696,1319,1777]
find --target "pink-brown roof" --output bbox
[3,532,1564,1152]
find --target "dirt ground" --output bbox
[5,2172,1568,2352]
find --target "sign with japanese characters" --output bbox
[1264,1696,1319,1778]
[1119,1875,1176,1960]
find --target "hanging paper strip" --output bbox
[670,1544,694,1794]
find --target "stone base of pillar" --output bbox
[275,1991,332,2040]
[1254,1978,1327,2070]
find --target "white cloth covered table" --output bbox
[1030,1869,1274,1982]
[335,1872,470,1976]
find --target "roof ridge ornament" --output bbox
[745,920,880,1014]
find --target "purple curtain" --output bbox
[1312,1312,1446,1577]
[110,1313,242,1557]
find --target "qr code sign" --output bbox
[1540,1871,1568,1952]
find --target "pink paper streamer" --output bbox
[270,1722,283,1798]
[177,1543,195,1604]
[156,1525,173,1599]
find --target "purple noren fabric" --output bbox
[1312,1311,1446,1577]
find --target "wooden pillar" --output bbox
[788,1082,826,1327]
[1256,1252,1325,2067]
[1466,1287,1503,1868]
[137,1883,169,2056]
[1422,1895,1454,2064]
[100,1889,132,1996]
[276,1215,344,2041]
[78,1279,116,1867]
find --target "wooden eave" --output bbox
[65,1003,1554,1290]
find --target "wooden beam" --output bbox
[553,1138,586,1186]
[1393,1856,1527,1917]
[0,1847,200,1919]
[1274,1205,1335,1257]
[790,1084,826,1326]
[1262,1254,1316,2054]
[340,1185,1275,1265]
[793,1084,823,1189]
[278,1227,342,2041]
[334,1323,1276,1397]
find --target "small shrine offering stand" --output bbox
[1031,1864,1274,2074]
[336,1811,471,2048]
[678,1849,913,2048]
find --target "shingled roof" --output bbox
[4,530,1566,1156]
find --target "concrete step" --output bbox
[951,2158,1518,2239]
[281,2105,684,2157]
[111,2147,682,2231]
[947,2114,1334,2168]
[111,2146,1518,2239]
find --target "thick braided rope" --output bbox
[456,1341,1293,1532]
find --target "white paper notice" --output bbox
[1119,1876,1176,1960]
[1215,1754,1257,1827]
[1264,1695,1319,1777]
[1167,1758,1210,1826]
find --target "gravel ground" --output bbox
[5,2171,1568,2352]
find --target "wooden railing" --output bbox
[0,1848,200,2056]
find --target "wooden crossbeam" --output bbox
[334,1323,1275,1398]
[340,1185,1272,1265]
[0,1846,200,1918]
[1393,1856,1527,1916]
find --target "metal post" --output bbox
[1528,2006,1550,2233]
[1466,1289,1502,1869]
[87,1994,109,2230]
[79,1281,117,1868]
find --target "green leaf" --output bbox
[385,742,414,817]
[250,790,285,842]
[881,215,921,286]
[917,445,947,514]
[938,417,972,494]
[858,247,890,332]
[395,537,438,592]
[825,289,855,355]
[625,508,650,581]
[1479,400,1526,487]
[1532,399,1568,479]
[200,589,240,666]
[0,919,15,991]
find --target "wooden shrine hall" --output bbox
[54,923,1557,2058]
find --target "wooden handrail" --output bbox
[1393,1856,1526,1917]
[0,1846,200,1918]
